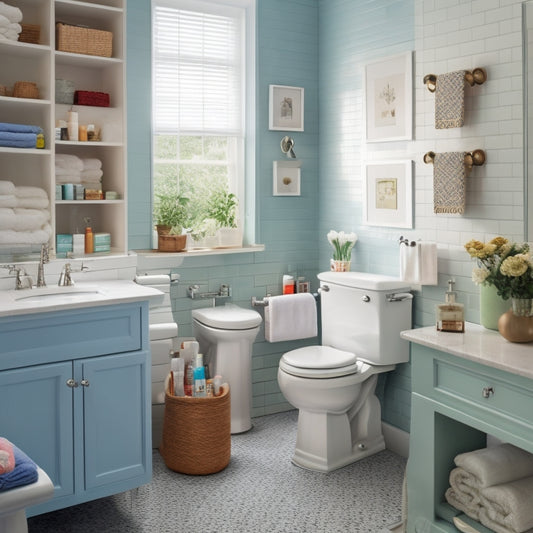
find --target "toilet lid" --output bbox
[282,345,357,369]
[192,305,262,330]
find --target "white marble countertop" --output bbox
[401,323,533,380]
[0,280,164,318]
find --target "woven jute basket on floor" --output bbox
[160,383,231,475]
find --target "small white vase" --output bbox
[330,259,351,272]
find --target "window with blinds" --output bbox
[152,0,247,246]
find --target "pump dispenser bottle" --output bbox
[436,279,465,333]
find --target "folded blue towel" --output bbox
[0,445,38,491]
[0,132,37,148]
[0,122,42,135]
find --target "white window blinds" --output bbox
[153,1,244,136]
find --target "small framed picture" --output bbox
[363,160,413,228]
[364,52,413,142]
[273,160,301,196]
[269,85,304,131]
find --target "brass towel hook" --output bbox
[423,68,487,93]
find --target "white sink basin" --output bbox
[15,288,104,304]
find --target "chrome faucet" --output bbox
[37,243,50,288]
[7,265,33,290]
[58,263,74,286]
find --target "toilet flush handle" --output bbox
[318,285,330,293]
[362,295,370,302]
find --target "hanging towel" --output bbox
[0,444,38,491]
[400,242,437,285]
[265,293,317,343]
[399,244,419,284]
[435,70,466,129]
[478,476,533,533]
[0,438,15,475]
[433,151,466,214]
[419,242,438,285]
[455,444,533,489]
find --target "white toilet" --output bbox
[192,305,262,434]
[277,271,412,472]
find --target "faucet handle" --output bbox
[58,263,74,287]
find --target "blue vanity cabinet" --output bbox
[0,301,152,516]
[403,326,533,533]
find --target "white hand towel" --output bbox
[448,467,482,508]
[81,169,103,181]
[55,153,84,171]
[400,244,419,284]
[15,186,48,198]
[479,476,533,533]
[265,293,317,343]
[0,207,14,229]
[0,194,16,208]
[445,486,481,521]
[15,196,49,209]
[0,181,15,195]
[419,242,438,285]
[81,158,102,170]
[455,444,533,488]
[0,2,23,23]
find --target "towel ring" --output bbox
[423,68,487,93]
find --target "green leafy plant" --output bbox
[206,190,238,229]
[153,187,189,234]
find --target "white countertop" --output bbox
[0,280,164,318]
[401,323,533,380]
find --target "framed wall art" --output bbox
[273,160,301,196]
[364,52,412,142]
[363,160,413,228]
[269,85,304,131]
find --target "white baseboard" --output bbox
[382,422,409,458]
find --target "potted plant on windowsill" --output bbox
[154,188,189,252]
[206,190,242,248]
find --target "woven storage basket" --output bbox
[56,22,112,58]
[160,383,231,475]
[13,81,39,99]
[74,90,110,107]
[19,23,40,44]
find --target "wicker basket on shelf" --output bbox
[159,383,231,475]
[13,81,39,99]
[56,22,112,58]
[0,85,6,97]
[19,23,40,44]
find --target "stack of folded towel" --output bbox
[0,1,22,41]
[0,181,51,244]
[55,154,103,189]
[0,437,38,491]
[445,443,533,533]
[0,122,42,149]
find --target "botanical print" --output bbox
[280,97,293,120]
[375,178,397,210]
[374,73,403,127]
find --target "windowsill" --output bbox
[133,244,265,258]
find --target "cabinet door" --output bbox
[77,351,151,491]
[0,362,74,499]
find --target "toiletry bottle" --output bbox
[85,226,94,254]
[436,279,465,333]
[170,357,185,396]
[193,353,207,397]
[282,274,295,294]
[184,360,194,396]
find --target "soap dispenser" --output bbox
[436,279,465,333]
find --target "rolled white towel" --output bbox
[445,486,481,521]
[0,208,15,229]
[55,154,84,171]
[479,476,533,533]
[0,26,19,40]
[15,196,49,209]
[13,208,50,231]
[449,467,483,505]
[0,194,16,208]
[0,13,9,26]
[15,186,48,199]
[0,181,15,195]
[455,444,533,489]
[81,169,103,181]
[81,158,102,170]
[0,2,23,23]
[0,225,51,245]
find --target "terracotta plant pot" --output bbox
[156,224,172,236]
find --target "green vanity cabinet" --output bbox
[402,324,533,533]
[0,300,152,517]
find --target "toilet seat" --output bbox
[280,346,361,378]
[192,305,262,330]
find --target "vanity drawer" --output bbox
[434,358,533,427]
[0,303,143,369]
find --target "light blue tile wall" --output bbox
[318,0,415,432]
[127,0,320,417]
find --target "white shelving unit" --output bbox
[0,0,126,258]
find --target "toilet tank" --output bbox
[317,271,412,365]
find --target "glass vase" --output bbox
[511,298,533,317]
[330,259,351,272]
[479,284,510,330]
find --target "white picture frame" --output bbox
[364,52,413,142]
[269,85,304,131]
[273,160,301,196]
[363,160,413,228]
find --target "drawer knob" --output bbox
[81,379,90,387]
[482,386,494,398]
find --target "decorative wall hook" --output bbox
[423,68,487,93]
[280,136,296,158]
[423,149,486,172]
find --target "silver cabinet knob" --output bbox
[81,379,90,387]
[482,386,494,398]
[362,295,370,302]
[66,378,78,388]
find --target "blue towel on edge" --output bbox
[0,122,42,135]
[0,132,37,148]
[0,445,38,491]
